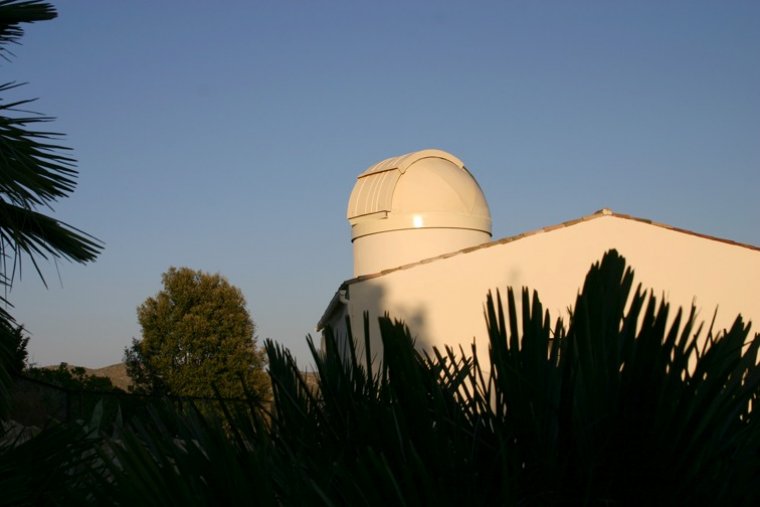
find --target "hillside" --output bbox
[43,362,132,391]
[89,363,132,391]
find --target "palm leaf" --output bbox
[0,0,56,62]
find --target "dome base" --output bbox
[353,228,491,276]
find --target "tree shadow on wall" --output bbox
[338,279,431,371]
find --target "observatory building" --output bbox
[319,149,760,363]
[347,149,492,277]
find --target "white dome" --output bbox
[347,149,493,276]
[347,149,492,241]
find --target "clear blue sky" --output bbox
[6,0,759,368]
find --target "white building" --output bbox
[319,149,760,364]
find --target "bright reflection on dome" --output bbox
[413,215,424,228]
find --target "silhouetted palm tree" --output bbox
[0,1,101,292]
[0,0,102,417]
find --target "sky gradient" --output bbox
[6,0,759,368]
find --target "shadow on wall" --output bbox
[342,280,430,370]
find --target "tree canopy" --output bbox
[124,267,269,400]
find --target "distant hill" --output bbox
[89,363,132,391]
[43,362,132,391]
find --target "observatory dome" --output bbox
[347,149,492,276]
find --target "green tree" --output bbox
[124,267,269,401]
[25,362,117,392]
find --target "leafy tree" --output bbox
[0,319,28,374]
[124,267,269,401]
[25,362,117,392]
[14,363,121,426]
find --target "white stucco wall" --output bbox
[352,228,491,277]
[330,214,760,366]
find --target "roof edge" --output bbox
[340,208,760,286]
[316,287,348,332]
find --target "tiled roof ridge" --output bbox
[342,209,760,286]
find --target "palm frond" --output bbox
[0,1,56,62]
[6,250,756,506]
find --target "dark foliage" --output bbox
[0,250,758,505]
[86,250,759,506]
[24,363,117,392]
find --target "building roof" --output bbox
[317,208,760,330]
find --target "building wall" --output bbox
[337,215,760,366]
[352,228,490,276]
